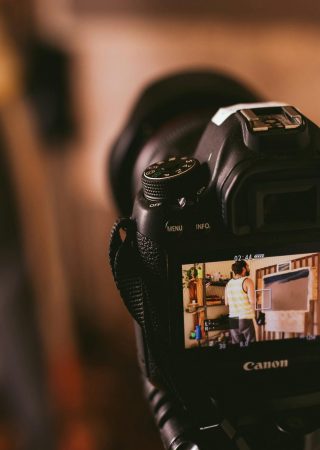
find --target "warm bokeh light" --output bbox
[0,0,320,448]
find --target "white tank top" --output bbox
[225,277,255,319]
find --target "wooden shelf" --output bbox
[205,303,225,307]
[185,307,205,314]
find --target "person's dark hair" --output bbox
[231,260,247,275]
[187,267,198,279]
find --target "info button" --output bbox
[165,221,184,237]
[194,221,212,235]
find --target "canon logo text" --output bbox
[243,360,289,371]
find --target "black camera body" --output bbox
[110,72,320,446]
[132,105,320,394]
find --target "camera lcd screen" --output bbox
[182,252,320,349]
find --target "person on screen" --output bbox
[225,260,257,344]
[187,267,198,303]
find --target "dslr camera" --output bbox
[109,71,320,450]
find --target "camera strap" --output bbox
[110,218,146,327]
[109,218,181,394]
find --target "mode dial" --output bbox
[142,156,201,201]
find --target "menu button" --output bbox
[165,221,184,235]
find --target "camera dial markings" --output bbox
[142,156,203,202]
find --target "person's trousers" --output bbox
[230,318,256,344]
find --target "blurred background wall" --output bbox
[0,0,320,449]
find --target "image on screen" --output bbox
[182,252,320,349]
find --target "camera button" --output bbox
[192,220,213,235]
[165,221,184,236]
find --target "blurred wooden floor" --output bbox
[42,15,320,450]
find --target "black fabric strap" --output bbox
[110,218,145,326]
[109,218,180,395]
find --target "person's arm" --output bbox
[224,285,228,306]
[244,278,255,308]
[244,278,259,340]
